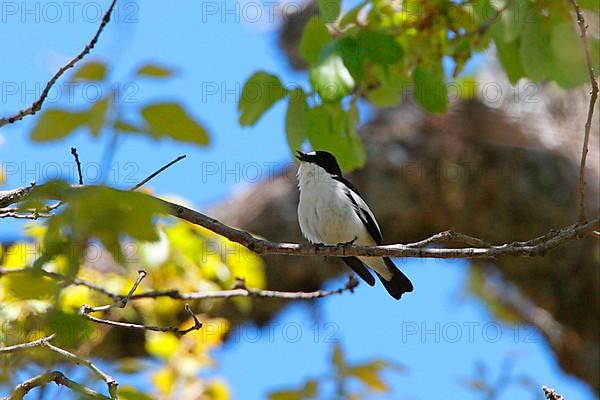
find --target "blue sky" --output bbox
[0,1,596,399]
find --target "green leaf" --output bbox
[412,65,448,113]
[30,109,88,142]
[519,14,552,82]
[141,103,209,145]
[490,0,527,43]
[46,309,93,348]
[333,37,362,82]
[87,97,110,136]
[285,88,308,156]
[317,0,341,23]
[35,185,167,266]
[118,387,155,400]
[238,72,286,126]
[300,19,332,65]
[578,0,600,11]
[355,30,404,65]
[310,48,355,102]
[2,269,60,300]
[366,64,409,107]
[70,61,107,82]
[549,18,588,89]
[307,103,365,171]
[495,38,526,84]
[136,64,175,78]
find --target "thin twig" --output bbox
[405,230,491,248]
[129,274,359,301]
[0,0,118,128]
[0,334,55,354]
[0,334,117,399]
[79,303,203,337]
[568,0,599,223]
[78,270,202,336]
[542,386,565,400]
[6,371,111,400]
[71,147,84,185]
[0,211,52,220]
[41,341,118,397]
[130,155,187,191]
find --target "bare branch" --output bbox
[405,230,491,248]
[164,199,599,259]
[129,274,359,301]
[0,334,117,399]
[0,211,52,220]
[6,371,111,400]
[130,155,187,191]
[71,147,84,185]
[542,385,565,400]
[568,0,600,223]
[0,181,597,260]
[0,334,55,354]
[42,341,118,397]
[0,0,118,128]
[78,270,202,337]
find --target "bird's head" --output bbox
[296,150,343,177]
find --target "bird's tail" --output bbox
[376,258,413,300]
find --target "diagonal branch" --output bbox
[568,0,599,223]
[0,0,118,128]
[0,334,118,399]
[6,371,111,400]
[130,155,187,191]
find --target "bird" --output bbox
[296,150,413,300]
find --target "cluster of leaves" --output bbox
[237,0,600,171]
[268,344,404,399]
[29,60,209,146]
[0,186,265,399]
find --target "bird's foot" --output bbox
[337,237,358,247]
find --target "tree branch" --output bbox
[130,155,187,191]
[71,147,84,185]
[0,0,118,128]
[0,179,597,260]
[0,334,55,354]
[78,270,203,336]
[568,0,599,223]
[6,371,112,400]
[0,335,117,399]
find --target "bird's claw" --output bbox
[337,237,357,247]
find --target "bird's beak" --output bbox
[296,151,307,162]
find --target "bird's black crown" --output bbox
[296,150,342,176]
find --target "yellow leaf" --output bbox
[204,379,231,400]
[152,367,176,395]
[146,332,179,359]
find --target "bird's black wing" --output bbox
[337,180,384,245]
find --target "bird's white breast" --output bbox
[297,163,367,245]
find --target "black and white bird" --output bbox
[296,150,413,300]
